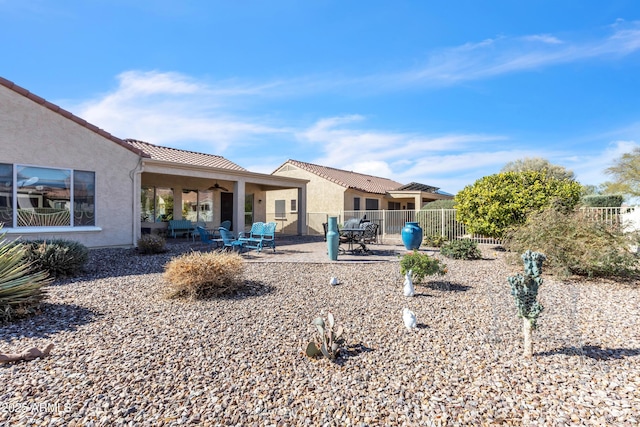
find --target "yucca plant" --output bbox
[0,227,52,323]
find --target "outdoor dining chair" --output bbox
[361,222,379,245]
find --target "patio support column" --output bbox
[233,180,246,234]
[297,185,307,235]
[132,162,143,247]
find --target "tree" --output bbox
[501,157,575,181]
[603,147,640,199]
[454,171,583,238]
[420,199,455,210]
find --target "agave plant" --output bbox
[305,312,345,361]
[0,227,51,323]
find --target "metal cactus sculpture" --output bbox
[507,250,546,358]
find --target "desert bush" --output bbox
[400,251,447,283]
[441,238,482,260]
[137,234,167,254]
[20,239,89,278]
[504,206,639,278]
[423,234,447,247]
[164,251,244,299]
[0,228,51,323]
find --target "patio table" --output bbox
[340,228,369,254]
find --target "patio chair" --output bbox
[238,222,264,242]
[238,222,276,252]
[260,221,277,252]
[361,222,379,245]
[196,226,223,249]
[220,220,231,231]
[218,227,245,252]
[343,218,361,229]
[192,221,207,242]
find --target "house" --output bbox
[0,77,308,248]
[270,159,452,235]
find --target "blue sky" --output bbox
[2,1,640,194]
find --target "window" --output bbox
[0,164,13,225]
[141,187,174,222]
[0,164,95,228]
[365,198,379,210]
[407,202,416,210]
[181,189,213,222]
[388,201,401,210]
[354,197,361,211]
[290,199,297,212]
[245,194,254,227]
[73,170,96,226]
[275,199,286,218]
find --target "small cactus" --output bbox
[305,312,345,361]
[508,250,546,358]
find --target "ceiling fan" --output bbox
[208,182,229,192]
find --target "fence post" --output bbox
[382,209,386,243]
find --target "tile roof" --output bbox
[0,77,147,157]
[279,159,404,195]
[124,139,247,171]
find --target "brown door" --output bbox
[220,192,234,231]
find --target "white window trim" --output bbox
[4,163,97,229]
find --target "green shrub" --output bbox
[455,171,583,238]
[504,206,638,278]
[400,251,447,283]
[20,239,89,278]
[0,228,51,323]
[440,238,482,260]
[164,251,244,299]
[581,194,624,207]
[137,234,167,254]
[423,234,447,247]
[421,199,455,209]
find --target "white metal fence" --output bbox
[302,206,638,244]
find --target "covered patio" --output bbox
[125,139,308,241]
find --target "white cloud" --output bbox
[67,70,289,151]
[297,115,513,192]
[522,34,564,44]
[570,140,640,186]
[398,21,640,87]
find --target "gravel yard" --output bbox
[1,243,639,426]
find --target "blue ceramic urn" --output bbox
[401,221,423,250]
[327,216,339,260]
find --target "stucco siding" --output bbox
[272,165,344,214]
[1,85,140,247]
